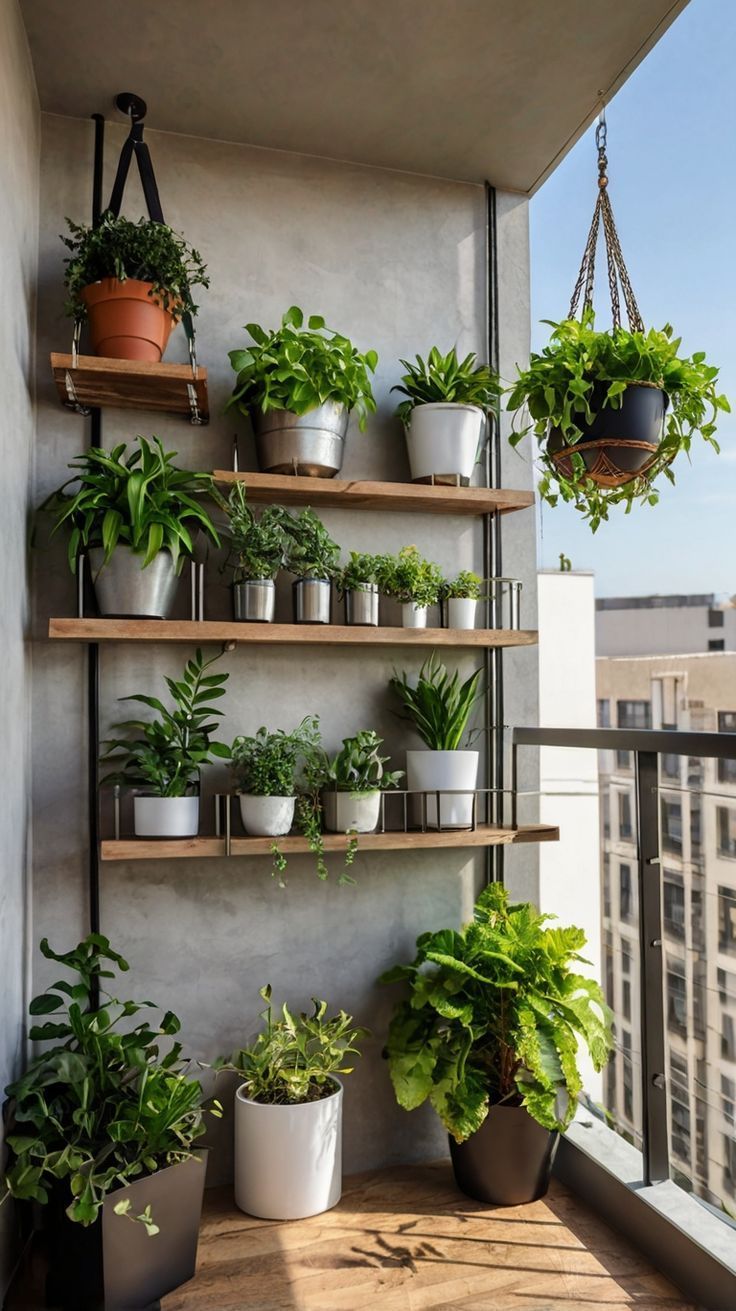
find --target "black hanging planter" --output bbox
[548,381,668,487]
[449,1103,558,1206]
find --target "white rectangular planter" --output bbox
[404,402,485,483]
[234,1081,342,1220]
[446,597,478,629]
[402,602,428,628]
[133,795,199,838]
[239,794,295,837]
[406,749,479,828]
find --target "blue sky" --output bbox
[527,0,736,598]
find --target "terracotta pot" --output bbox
[81,277,177,362]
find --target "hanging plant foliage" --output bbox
[506,117,729,531]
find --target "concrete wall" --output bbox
[31,116,538,1179]
[0,0,38,1292]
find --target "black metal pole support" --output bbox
[634,750,669,1184]
[88,113,105,1006]
[484,182,503,884]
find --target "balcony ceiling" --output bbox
[21,0,688,194]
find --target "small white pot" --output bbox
[406,749,479,829]
[446,597,478,629]
[402,602,428,628]
[234,1081,343,1220]
[133,795,199,838]
[322,790,381,834]
[239,795,296,837]
[404,403,486,484]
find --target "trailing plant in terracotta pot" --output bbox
[222,482,293,622]
[227,306,378,477]
[283,507,341,624]
[337,551,383,626]
[2,934,219,1310]
[43,436,221,619]
[217,985,367,1220]
[376,545,443,628]
[381,883,613,1206]
[440,569,484,630]
[231,716,322,849]
[392,346,499,485]
[62,211,208,361]
[100,648,230,837]
[319,730,403,836]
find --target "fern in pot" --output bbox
[376,545,443,628]
[283,507,341,624]
[222,482,293,622]
[227,306,378,478]
[320,730,403,835]
[392,346,500,484]
[231,715,322,840]
[440,569,484,630]
[381,883,613,1206]
[337,551,383,626]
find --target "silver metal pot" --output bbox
[88,547,180,618]
[345,585,378,626]
[252,401,349,478]
[233,578,276,622]
[293,578,331,624]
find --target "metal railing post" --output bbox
[635,749,669,1184]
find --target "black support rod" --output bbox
[88,113,105,987]
[484,182,503,884]
[635,750,669,1184]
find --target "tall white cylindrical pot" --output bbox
[402,603,428,628]
[234,1081,343,1220]
[239,795,296,837]
[446,598,478,629]
[406,750,479,829]
[133,795,199,838]
[404,403,486,484]
[322,790,381,834]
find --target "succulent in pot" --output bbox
[376,545,443,628]
[2,934,219,1308]
[231,715,322,842]
[506,309,730,531]
[226,305,378,478]
[62,211,208,361]
[337,551,383,626]
[390,653,483,828]
[320,730,404,835]
[392,346,500,485]
[216,985,367,1220]
[222,482,293,622]
[283,507,341,624]
[380,883,613,1205]
[100,648,230,838]
[440,569,484,630]
[42,436,221,619]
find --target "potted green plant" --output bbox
[100,648,230,837]
[226,306,378,478]
[3,934,219,1309]
[43,436,221,619]
[283,507,341,623]
[381,883,613,1206]
[222,482,293,622]
[62,211,208,362]
[506,310,730,531]
[320,730,404,834]
[218,986,366,1220]
[390,654,483,828]
[231,716,322,838]
[337,551,382,626]
[392,347,500,484]
[440,569,484,630]
[377,545,443,628]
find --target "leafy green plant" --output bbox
[392,347,500,424]
[43,436,221,575]
[283,507,341,581]
[506,310,730,530]
[231,716,322,797]
[100,649,230,797]
[337,551,382,595]
[390,654,483,750]
[320,731,404,794]
[2,934,218,1228]
[441,570,484,601]
[216,985,367,1105]
[62,212,209,321]
[377,546,443,608]
[222,482,292,582]
[227,306,378,430]
[380,883,613,1139]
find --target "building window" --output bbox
[618,792,634,841]
[718,807,736,858]
[617,700,652,730]
[722,1015,736,1062]
[717,712,736,784]
[661,754,680,780]
[709,608,725,628]
[602,792,611,840]
[691,799,702,861]
[622,1031,634,1122]
[666,960,687,1036]
[723,1135,736,1197]
[717,967,736,1002]
[598,698,611,728]
[616,749,632,771]
[661,797,683,855]
[663,874,685,939]
[602,853,611,919]
[620,864,633,922]
[622,979,632,1021]
[719,888,736,954]
[621,939,631,975]
[691,887,704,951]
[722,1076,735,1127]
[604,942,614,1007]
[709,639,725,652]
[671,1098,691,1162]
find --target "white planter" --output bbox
[402,602,428,628]
[322,790,381,834]
[446,597,478,629]
[234,1080,343,1220]
[404,403,486,484]
[406,749,479,829]
[239,795,296,837]
[133,795,199,838]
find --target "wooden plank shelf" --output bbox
[100,823,559,861]
[214,469,534,516]
[50,353,209,423]
[49,618,538,648]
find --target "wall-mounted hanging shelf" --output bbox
[50,353,209,424]
[49,618,538,648]
[213,471,534,517]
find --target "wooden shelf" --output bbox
[100,823,558,861]
[50,353,209,423]
[49,618,538,648]
[214,470,533,515]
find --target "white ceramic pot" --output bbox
[404,403,486,484]
[322,790,381,834]
[133,795,199,838]
[402,602,428,628]
[239,795,296,837]
[446,597,478,629]
[234,1080,343,1220]
[406,749,479,829]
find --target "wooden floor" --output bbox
[163,1162,700,1311]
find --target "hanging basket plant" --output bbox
[507,117,729,530]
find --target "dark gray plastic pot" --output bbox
[449,1104,558,1205]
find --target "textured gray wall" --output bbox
[0,0,38,1292]
[31,116,538,1180]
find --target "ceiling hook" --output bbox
[114,92,148,124]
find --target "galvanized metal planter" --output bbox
[233,578,276,622]
[344,584,378,626]
[293,578,332,623]
[88,546,180,619]
[252,401,349,478]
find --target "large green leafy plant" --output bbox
[101,649,230,797]
[44,436,221,575]
[377,546,443,608]
[62,212,209,321]
[283,508,341,581]
[227,306,378,429]
[231,716,322,797]
[222,482,293,582]
[392,347,500,424]
[3,935,217,1228]
[390,654,483,750]
[507,311,730,530]
[381,884,613,1139]
[320,731,403,794]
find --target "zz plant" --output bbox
[390,654,483,750]
[393,347,500,424]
